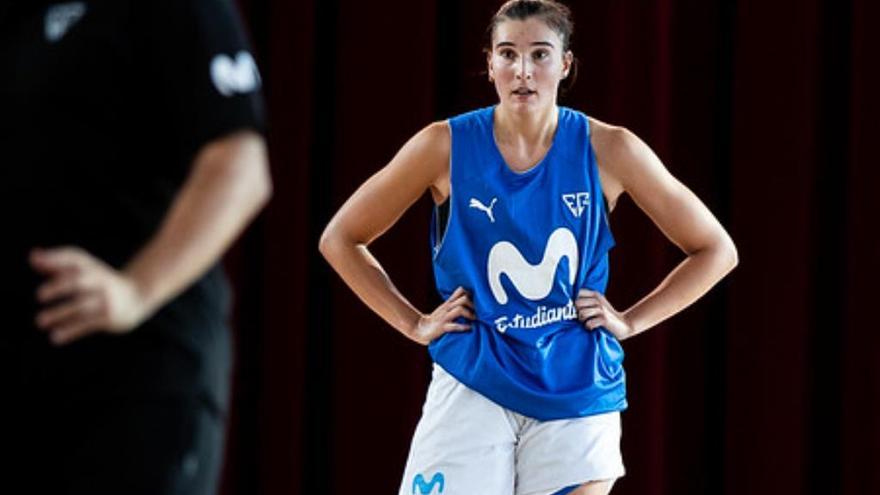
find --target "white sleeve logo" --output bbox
[45,2,87,43]
[210,51,261,97]
[487,228,579,305]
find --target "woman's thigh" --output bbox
[515,411,624,495]
[400,365,518,495]
[567,478,615,495]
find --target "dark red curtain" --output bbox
[222,0,880,493]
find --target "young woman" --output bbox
[320,1,738,494]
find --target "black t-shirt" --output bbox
[0,0,265,409]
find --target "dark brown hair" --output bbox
[486,0,578,93]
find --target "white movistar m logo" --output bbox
[487,227,578,305]
[210,51,261,97]
[45,2,86,43]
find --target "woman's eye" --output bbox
[533,50,549,60]
[500,49,516,60]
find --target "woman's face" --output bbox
[488,17,572,113]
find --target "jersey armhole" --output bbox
[585,117,617,255]
[431,120,454,260]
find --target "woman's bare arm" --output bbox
[576,120,738,340]
[319,122,473,345]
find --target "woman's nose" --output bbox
[515,59,533,80]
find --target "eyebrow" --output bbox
[495,41,556,49]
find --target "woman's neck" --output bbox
[493,103,559,150]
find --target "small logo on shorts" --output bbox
[412,472,445,494]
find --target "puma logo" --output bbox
[469,197,497,223]
[487,227,579,305]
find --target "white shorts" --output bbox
[399,364,625,495]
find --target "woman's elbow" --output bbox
[318,223,345,263]
[318,226,332,258]
[719,234,739,273]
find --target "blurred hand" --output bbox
[411,287,475,345]
[30,247,153,346]
[575,289,633,341]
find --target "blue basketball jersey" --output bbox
[428,106,627,420]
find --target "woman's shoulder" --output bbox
[394,121,451,181]
[586,117,645,207]
[413,120,451,154]
[587,116,639,163]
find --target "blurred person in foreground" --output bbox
[0,0,271,493]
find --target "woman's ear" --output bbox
[562,50,573,79]
[487,50,495,82]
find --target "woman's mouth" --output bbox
[512,87,536,96]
